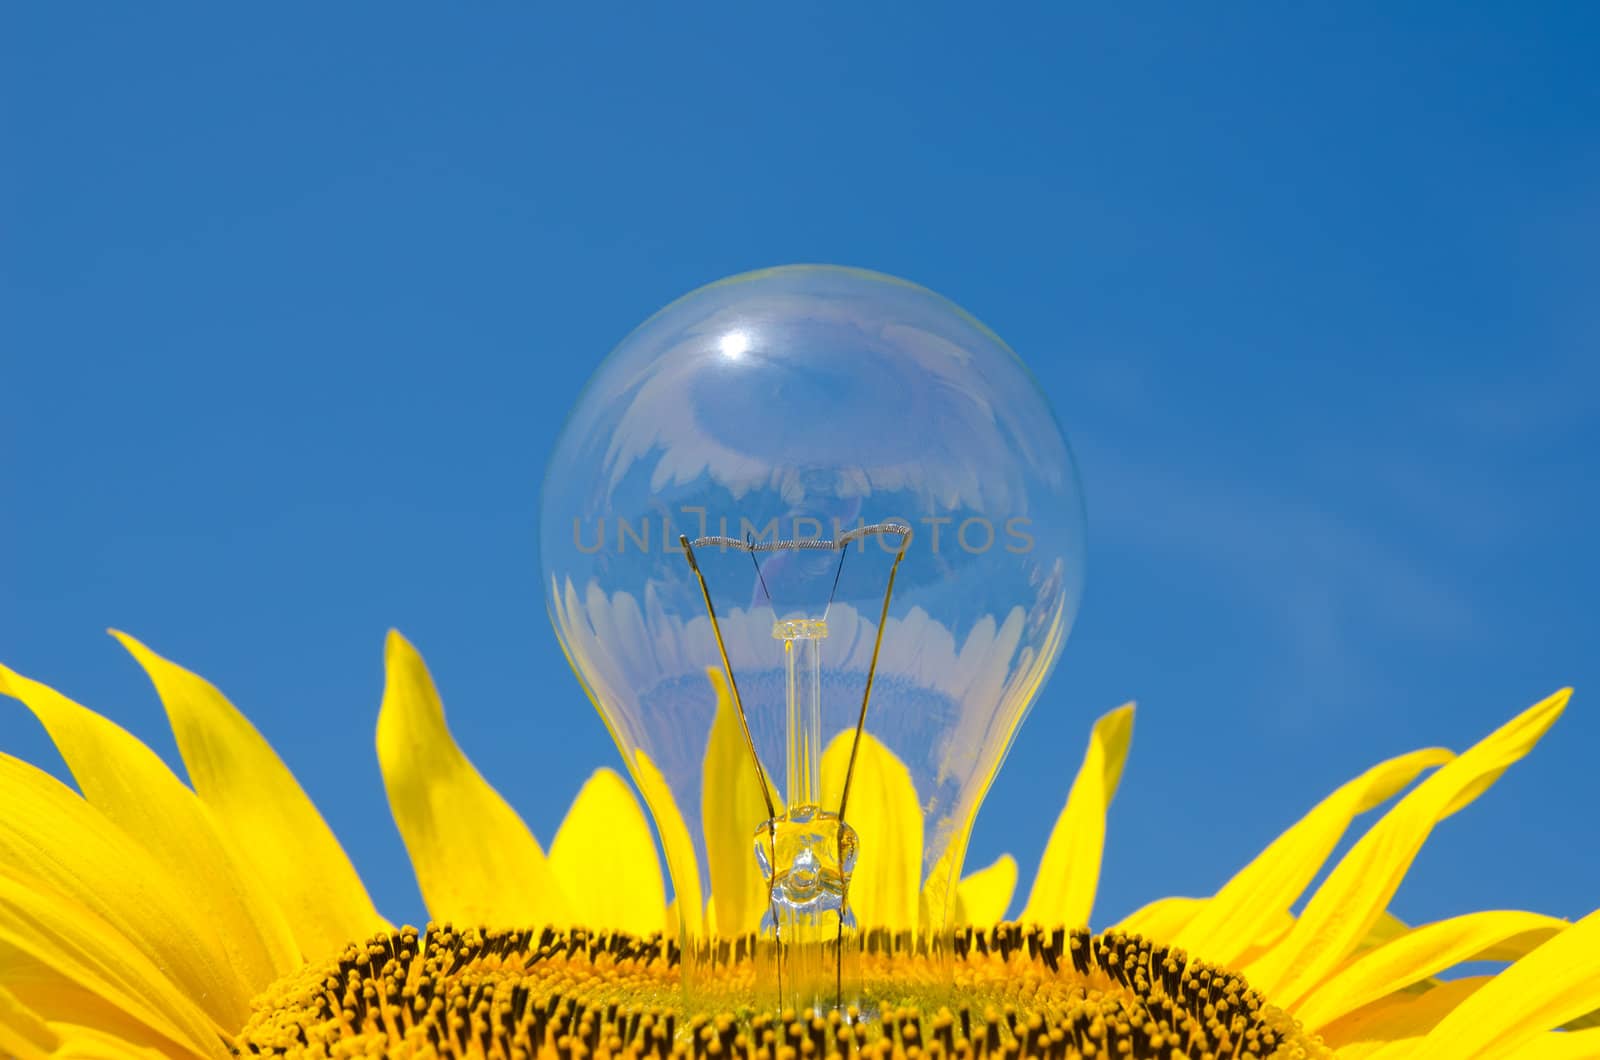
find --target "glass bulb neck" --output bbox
[763,615,856,924]
[775,617,826,810]
[752,617,860,1012]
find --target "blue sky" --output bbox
[3,6,1597,933]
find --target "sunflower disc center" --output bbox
[238,924,1327,1059]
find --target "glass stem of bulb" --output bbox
[767,617,850,1013]
[781,619,825,808]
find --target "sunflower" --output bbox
[0,631,1595,1060]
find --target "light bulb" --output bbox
[540,265,1084,1011]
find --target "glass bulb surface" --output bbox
[540,265,1084,1012]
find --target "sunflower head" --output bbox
[0,633,1594,1060]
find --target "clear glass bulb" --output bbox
[540,265,1084,1012]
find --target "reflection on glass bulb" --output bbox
[540,265,1084,1014]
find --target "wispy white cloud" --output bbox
[1074,438,1480,721]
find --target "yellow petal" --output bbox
[376,631,569,925]
[953,855,1017,926]
[634,750,703,937]
[1413,907,1600,1058]
[0,876,224,1059]
[1512,1029,1600,1060]
[110,632,388,962]
[1355,911,1413,956]
[821,730,921,932]
[0,753,245,1037]
[0,986,58,1060]
[0,665,298,994]
[1174,747,1452,967]
[548,769,665,935]
[1474,919,1577,964]
[1336,906,1560,1011]
[1293,910,1568,1031]
[1245,689,1569,1007]
[1355,1043,1424,1060]
[1319,976,1490,1053]
[1109,896,1204,943]
[48,1024,173,1059]
[1019,703,1134,928]
[699,667,777,937]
